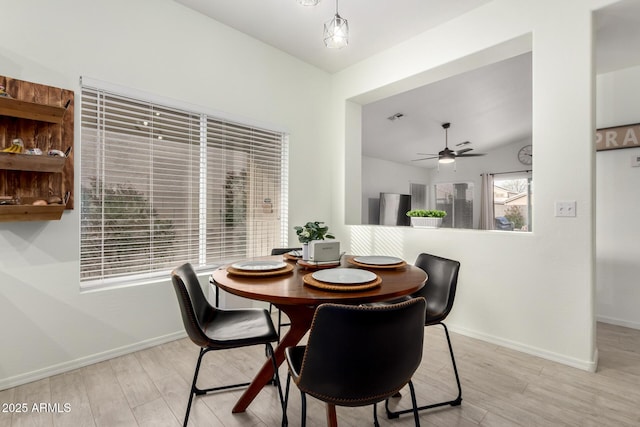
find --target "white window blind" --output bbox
[80,83,288,287]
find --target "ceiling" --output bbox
[175,0,492,74]
[362,52,532,165]
[175,0,640,167]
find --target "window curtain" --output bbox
[479,173,494,230]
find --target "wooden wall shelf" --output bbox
[0,152,66,172]
[0,97,67,124]
[0,201,66,222]
[0,76,74,222]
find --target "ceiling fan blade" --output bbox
[416,153,437,156]
[456,153,486,157]
[412,156,438,161]
[454,148,473,155]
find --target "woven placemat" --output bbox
[283,252,301,261]
[226,263,294,277]
[303,273,382,292]
[297,259,341,270]
[347,258,407,269]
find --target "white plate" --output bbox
[353,256,404,266]
[312,268,377,284]
[231,260,287,271]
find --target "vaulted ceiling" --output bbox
[175,0,640,166]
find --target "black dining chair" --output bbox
[283,298,427,427]
[170,263,286,426]
[385,252,462,420]
[269,247,301,341]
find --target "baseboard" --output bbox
[597,315,640,330]
[450,325,598,372]
[0,331,186,391]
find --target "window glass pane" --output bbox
[493,177,532,232]
[80,85,287,287]
[435,182,474,229]
[410,183,427,210]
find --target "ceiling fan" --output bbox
[413,122,486,164]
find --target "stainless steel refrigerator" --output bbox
[379,193,411,226]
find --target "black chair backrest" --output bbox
[171,263,213,348]
[271,247,302,255]
[413,253,460,323]
[296,298,426,407]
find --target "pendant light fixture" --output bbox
[298,0,320,5]
[323,0,349,49]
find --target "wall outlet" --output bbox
[555,201,577,217]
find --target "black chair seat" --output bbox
[204,309,279,347]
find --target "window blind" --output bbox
[80,83,288,287]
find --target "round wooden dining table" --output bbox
[210,254,427,420]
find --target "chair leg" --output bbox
[183,348,206,427]
[183,347,253,426]
[407,380,421,427]
[277,309,283,343]
[385,322,462,420]
[283,373,292,427]
[300,391,307,427]
[441,322,463,406]
[265,343,287,426]
[373,403,380,427]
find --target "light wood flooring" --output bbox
[1,321,639,427]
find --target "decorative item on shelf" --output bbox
[294,221,335,261]
[406,209,447,228]
[0,196,19,206]
[2,138,24,153]
[25,148,43,155]
[0,85,11,98]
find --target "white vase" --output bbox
[410,217,443,228]
[302,243,310,260]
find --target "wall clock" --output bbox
[518,145,532,165]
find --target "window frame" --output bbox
[79,77,289,289]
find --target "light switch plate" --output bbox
[631,154,640,167]
[555,201,577,217]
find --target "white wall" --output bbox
[0,0,332,389]
[596,65,640,329]
[333,0,620,371]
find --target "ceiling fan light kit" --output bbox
[412,122,486,165]
[439,152,456,164]
[298,0,321,5]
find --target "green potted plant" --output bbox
[406,209,447,228]
[294,221,335,260]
